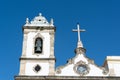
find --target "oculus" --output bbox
[77,65,87,74]
[74,61,89,76]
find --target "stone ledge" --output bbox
[23,26,56,30]
[20,57,56,61]
[15,76,120,80]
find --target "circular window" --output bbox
[34,65,41,72]
[73,61,89,76]
[77,65,87,74]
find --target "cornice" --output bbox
[19,57,56,61]
[23,26,56,30]
[15,76,120,80]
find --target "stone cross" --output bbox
[72,23,85,47]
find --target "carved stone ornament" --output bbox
[56,66,64,74]
[24,13,54,26]
[56,68,62,74]
[101,67,109,75]
[73,60,90,76]
[74,47,86,54]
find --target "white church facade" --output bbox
[15,13,120,80]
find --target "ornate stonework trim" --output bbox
[85,57,109,75]
[101,66,108,74]
[101,67,109,75]
[87,57,109,75]
[56,66,65,74]
[56,53,108,75]
[56,54,85,74]
[66,53,94,65]
[73,60,90,76]
[77,54,109,75]
[74,47,86,54]
[32,33,45,56]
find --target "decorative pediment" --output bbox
[55,53,108,76]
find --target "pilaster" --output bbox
[49,60,55,76]
[21,32,28,57]
[50,31,55,58]
[19,60,26,75]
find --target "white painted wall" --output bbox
[25,62,50,76]
[106,56,120,76]
[26,32,50,58]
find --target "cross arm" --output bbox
[72,29,86,32]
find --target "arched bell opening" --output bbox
[34,37,43,54]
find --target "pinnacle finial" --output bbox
[39,13,42,16]
[50,18,54,25]
[26,18,29,24]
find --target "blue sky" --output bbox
[0,0,120,80]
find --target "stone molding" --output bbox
[23,28,55,35]
[20,57,55,61]
[15,76,120,80]
[23,26,56,30]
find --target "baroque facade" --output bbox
[15,13,120,80]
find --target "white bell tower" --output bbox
[19,13,56,76]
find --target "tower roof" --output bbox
[24,13,54,27]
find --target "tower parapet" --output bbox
[24,13,54,27]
